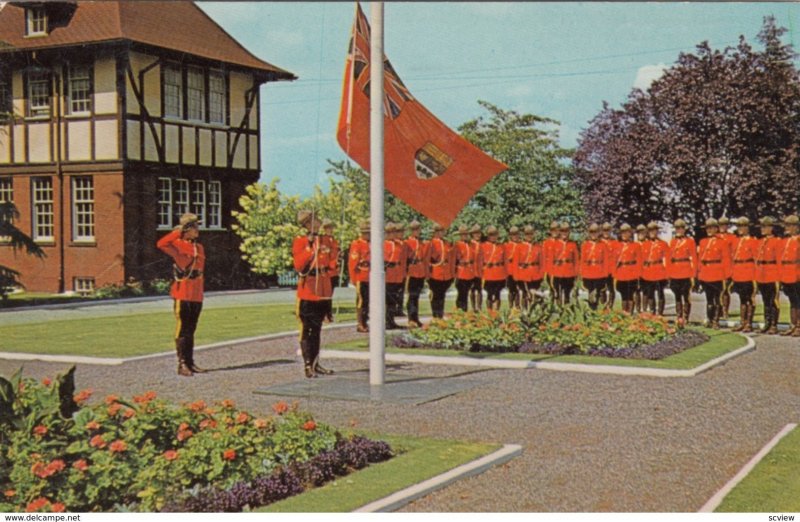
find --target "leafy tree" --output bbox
[0,202,45,300]
[575,17,800,229]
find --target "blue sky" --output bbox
[200,2,800,197]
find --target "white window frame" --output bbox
[163,64,183,119]
[27,69,50,118]
[157,177,173,229]
[71,177,95,242]
[67,65,92,115]
[25,7,47,36]
[186,66,205,122]
[31,177,54,242]
[207,181,222,229]
[209,70,226,125]
[0,178,13,243]
[191,180,206,228]
[73,277,95,295]
[174,178,189,220]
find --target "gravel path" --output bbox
[1,297,798,512]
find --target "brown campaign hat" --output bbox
[409,220,421,229]
[433,223,445,232]
[619,223,632,232]
[736,217,750,226]
[322,219,335,229]
[647,221,659,230]
[759,216,776,226]
[523,225,534,234]
[509,226,520,234]
[636,224,646,232]
[704,218,719,228]
[470,224,481,234]
[359,220,371,232]
[296,210,314,226]
[179,212,200,228]
[601,222,613,230]
[718,216,730,225]
[384,222,394,232]
[588,223,600,232]
[458,224,469,234]
[486,225,499,235]
[783,215,799,225]
[673,218,687,228]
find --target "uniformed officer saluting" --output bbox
[292,210,335,378]
[157,213,207,377]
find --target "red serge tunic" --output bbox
[613,241,643,282]
[667,236,697,280]
[514,241,544,282]
[542,237,560,278]
[641,239,669,281]
[428,238,455,281]
[697,236,732,283]
[779,236,799,284]
[580,240,608,280]
[504,241,519,280]
[293,235,333,301]
[731,236,759,283]
[405,237,429,279]
[157,229,206,303]
[455,240,479,280]
[348,238,370,284]
[551,240,579,278]
[481,242,507,282]
[384,240,406,284]
[755,237,783,284]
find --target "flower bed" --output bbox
[394,302,708,359]
[0,367,392,513]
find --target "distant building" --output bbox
[0,1,295,293]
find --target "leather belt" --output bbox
[485,262,503,268]
[518,262,540,268]
[781,260,800,264]
[306,268,328,276]
[618,261,636,266]
[584,260,603,265]
[385,262,399,268]
[733,259,754,264]
[671,257,690,263]
[187,270,203,279]
[701,260,721,265]
[457,261,474,266]
[553,259,574,265]
[357,261,370,268]
[756,260,776,265]
[643,261,662,266]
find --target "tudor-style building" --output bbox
[0,1,295,293]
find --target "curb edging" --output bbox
[353,443,523,512]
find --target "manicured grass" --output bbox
[0,303,357,357]
[716,426,800,512]
[728,301,791,322]
[327,327,749,370]
[257,434,500,513]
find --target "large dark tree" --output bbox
[0,202,45,300]
[575,17,800,229]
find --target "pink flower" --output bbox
[302,420,317,431]
[163,450,179,461]
[272,401,289,415]
[109,440,127,453]
[73,388,93,404]
[33,425,48,437]
[72,459,89,472]
[90,435,107,449]
[222,449,236,461]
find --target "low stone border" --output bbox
[322,333,756,378]
[698,423,798,512]
[353,443,523,512]
[0,323,356,366]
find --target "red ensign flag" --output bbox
[336,4,507,227]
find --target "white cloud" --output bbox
[633,63,667,91]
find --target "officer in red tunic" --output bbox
[427,223,455,318]
[613,224,643,314]
[405,220,428,327]
[697,218,732,329]
[634,224,648,313]
[469,225,484,311]
[348,221,371,333]
[641,222,669,315]
[600,222,621,310]
[667,218,697,326]
[756,216,783,334]
[580,223,609,310]
[157,213,206,377]
[551,222,579,305]
[481,225,507,310]
[392,223,409,318]
[730,217,759,333]
[455,224,477,312]
[321,219,340,323]
[515,225,544,309]
[384,223,406,329]
[292,210,335,378]
[717,216,736,320]
[542,221,561,301]
[779,215,800,336]
[504,226,521,309]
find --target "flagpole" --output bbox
[368,1,385,386]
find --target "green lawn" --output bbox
[716,426,800,512]
[257,434,500,513]
[327,328,749,371]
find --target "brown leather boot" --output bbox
[675,301,683,326]
[313,356,334,375]
[741,304,753,333]
[185,339,208,373]
[731,305,745,332]
[300,340,316,378]
[175,338,193,377]
[765,307,779,335]
[781,308,797,336]
[684,302,691,325]
[792,311,800,337]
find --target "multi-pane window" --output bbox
[191,180,206,226]
[27,70,50,118]
[208,181,222,228]
[0,72,11,121]
[72,177,94,242]
[74,277,95,295]
[157,178,173,229]
[25,7,47,36]
[174,178,189,219]
[163,64,183,119]
[187,66,205,121]
[209,71,226,124]
[0,178,12,242]
[32,177,54,241]
[68,65,92,115]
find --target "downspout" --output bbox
[54,66,64,293]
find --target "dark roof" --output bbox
[0,1,296,80]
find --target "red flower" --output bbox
[163,450,179,461]
[107,403,122,416]
[42,377,52,386]
[177,429,193,442]
[222,449,236,461]
[72,459,89,472]
[51,502,66,513]
[187,400,206,412]
[133,391,157,404]
[199,418,217,430]
[33,425,48,437]
[220,399,236,409]
[272,401,289,415]
[104,394,119,405]
[25,497,50,512]
[85,421,101,431]
[123,408,136,419]
[31,461,48,478]
[4,489,15,498]
[236,412,249,424]
[90,434,107,449]
[179,422,190,431]
[73,388,93,404]
[109,440,127,453]
[302,420,317,431]
[48,459,66,473]
[253,418,269,430]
